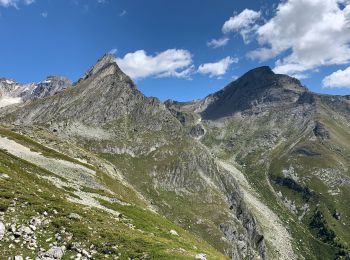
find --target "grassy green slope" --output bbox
[100,141,239,256]
[200,102,350,259]
[0,128,227,259]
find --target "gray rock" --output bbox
[313,121,330,139]
[195,253,207,260]
[333,211,341,220]
[0,173,10,179]
[29,216,42,227]
[22,226,33,235]
[9,224,16,233]
[0,221,5,240]
[169,229,179,236]
[190,124,205,137]
[38,246,64,259]
[68,213,81,220]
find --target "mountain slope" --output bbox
[0,127,225,259]
[170,67,350,259]
[1,56,348,259]
[0,55,273,259]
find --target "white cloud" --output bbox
[248,0,350,75]
[290,73,309,80]
[222,9,260,43]
[0,0,34,7]
[222,9,261,33]
[322,66,350,88]
[109,48,117,55]
[207,37,229,48]
[116,49,193,79]
[40,11,48,18]
[198,56,238,78]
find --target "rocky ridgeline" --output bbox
[0,76,71,107]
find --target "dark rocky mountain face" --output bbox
[0,56,349,259]
[199,66,308,120]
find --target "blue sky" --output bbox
[0,0,350,101]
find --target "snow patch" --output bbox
[5,80,15,85]
[0,96,22,108]
[41,80,52,84]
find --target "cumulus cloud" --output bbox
[0,0,34,7]
[248,0,350,75]
[222,9,260,43]
[207,37,229,48]
[322,66,350,88]
[116,49,194,79]
[198,56,238,77]
[222,9,260,33]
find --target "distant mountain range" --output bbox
[0,54,349,260]
[0,76,71,108]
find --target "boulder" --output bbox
[169,229,179,236]
[195,253,207,260]
[38,246,65,259]
[0,221,5,240]
[68,213,81,220]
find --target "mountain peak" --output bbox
[246,66,274,75]
[233,65,307,93]
[88,53,118,74]
[96,53,116,66]
[200,66,308,119]
[78,53,128,84]
[0,78,17,85]
[238,66,275,84]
